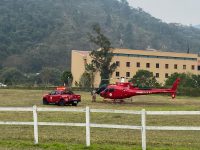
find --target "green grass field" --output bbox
[1,89,200,150]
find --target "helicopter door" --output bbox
[108,88,115,97]
[122,88,128,98]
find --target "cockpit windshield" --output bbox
[104,89,108,93]
[49,91,56,95]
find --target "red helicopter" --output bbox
[96,78,180,101]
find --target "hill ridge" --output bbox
[0,0,200,72]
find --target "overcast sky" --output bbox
[127,0,200,26]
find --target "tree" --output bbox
[39,67,62,86]
[79,72,91,88]
[40,68,52,86]
[89,24,117,86]
[85,63,96,88]
[61,71,73,87]
[130,70,160,88]
[0,68,26,85]
[165,72,198,88]
[26,73,41,86]
[49,69,62,85]
[191,74,200,88]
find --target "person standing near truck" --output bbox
[91,89,96,102]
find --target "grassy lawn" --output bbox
[0,89,200,149]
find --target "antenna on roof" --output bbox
[187,40,190,54]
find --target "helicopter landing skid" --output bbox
[113,99,125,103]
[103,99,125,104]
[102,98,134,104]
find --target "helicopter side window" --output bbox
[108,88,115,93]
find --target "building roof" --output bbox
[72,48,199,59]
[113,48,198,58]
[72,50,90,56]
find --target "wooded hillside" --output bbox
[1,0,200,72]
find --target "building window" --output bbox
[136,62,140,68]
[156,63,159,68]
[165,64,169,69]
[126,62,130,67]
[116,61,120,67]
[183,65,186,69]
[191,65,195,70]
[165,73,169,78]
[198,66,200,71]
[174,64,178,69]
[116,72,120,77]
[155,73,159,78]
[126,72,130,77]
[146,63,150,68]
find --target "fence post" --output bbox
[33,105,38,144]
[86,106,90,146]
[141,109,146,150]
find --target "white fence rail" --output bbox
[1,106,200,150]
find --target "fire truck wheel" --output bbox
[72,103,77,106]
[58,99,65,106]
[43,99,49,105]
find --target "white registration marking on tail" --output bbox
[136,91,152,94]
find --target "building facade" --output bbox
[71,49,200,87]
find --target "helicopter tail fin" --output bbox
[171,78,180,91]
[171,78,180,99]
